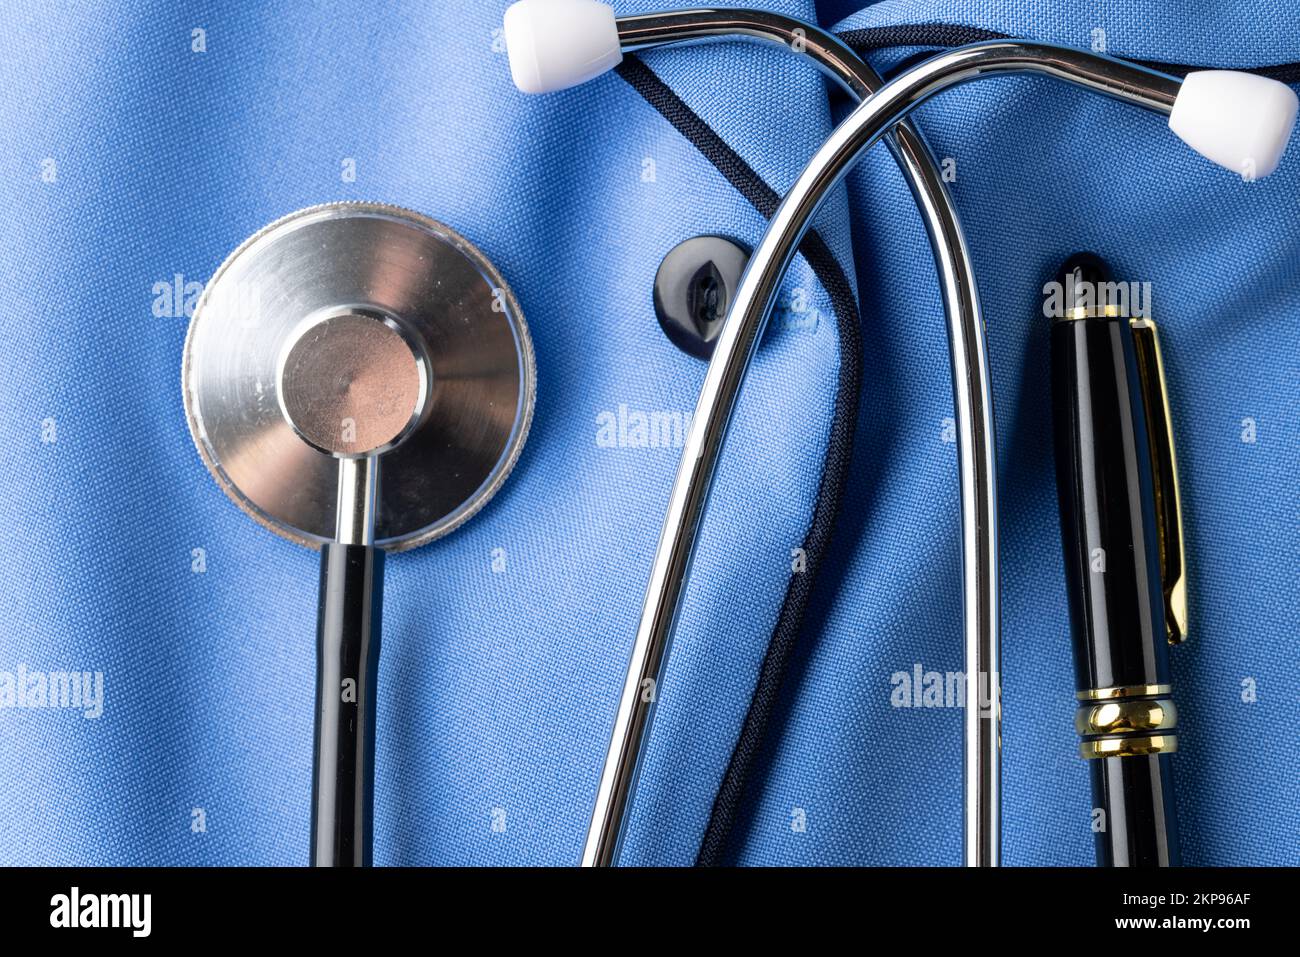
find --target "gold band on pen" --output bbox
[1080,734,1179,759]
[1064,303,1124,319]
[1075,686,1179,759]
[1077,683,1171,701]
[1076,698,1177,736]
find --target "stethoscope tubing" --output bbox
[584,9,1004,867]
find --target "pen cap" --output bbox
[1168,70,1299,178]
[1049,265,1172,693]
[503,0,623,94]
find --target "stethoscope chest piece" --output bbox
[183,201,535,551]
[183,201,535,866]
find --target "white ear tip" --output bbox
[503,0,623,94]
[1169,70,1299,178]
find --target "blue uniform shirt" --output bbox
[0,0,1295,865]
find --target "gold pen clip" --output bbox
[1129,316,1188,645]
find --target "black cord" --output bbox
[614,57,862,867]
[310,543,384,867]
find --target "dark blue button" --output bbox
[653,236,750,359]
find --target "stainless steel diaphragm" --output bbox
[182,202,536,551]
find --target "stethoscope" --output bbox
[183,204,536,864]
[181,2,1296,866]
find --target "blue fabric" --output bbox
[0,0,1294,866]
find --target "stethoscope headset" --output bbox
[182,2,1296,866]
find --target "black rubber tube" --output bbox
[309,542,384,867]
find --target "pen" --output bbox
[1048,252,1188,867]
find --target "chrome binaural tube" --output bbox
[617,9,876,98]
[585,9,1001,867]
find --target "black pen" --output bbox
[1048,252,1188,867]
